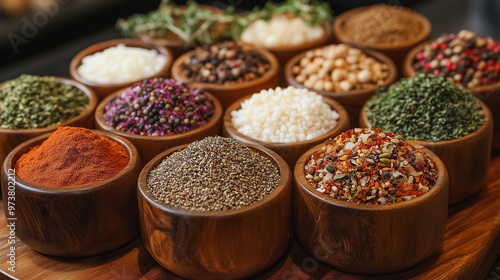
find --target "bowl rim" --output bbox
[0,76,98,135]
[333,5,432,50]
[94,85,223,141]
[359,98,493,147]
[403,41,500,94]
[138,142,292,217]
[4,129,139,194]
[293,139,448,211]
[222,93,350,148]
[69,38,173,89]
[171,44,280,91]
[284,45,398,98]
[239,20,331,52]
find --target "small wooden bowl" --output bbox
[285,47,397,127]
[95,88,223,165]
[333,5,431,76]
[222,95,350,170]
[403,41,500,151]
[70,39,173,100]
[240,21,331,84]
[293,143,449,274]
[360,100,493,204]
[0,77,98,176]
[138,143,292,279]
[171,45,280,109]
[0,130,141,257]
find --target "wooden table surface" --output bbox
[1,155,500,280]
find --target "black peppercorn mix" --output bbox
[305,128,438,205]
[180,41,271,84]
[412,30,500,88]
[103,78,214,136]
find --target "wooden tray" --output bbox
[1,155,500,280]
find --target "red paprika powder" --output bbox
[15,127,129,188]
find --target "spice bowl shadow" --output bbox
[0,77,98,181]
[403,41,500,152]
[171,45,280,110]
[137,143,292,280]
[0,130,142,257]
[293,143,449,275]
[222,95,350,170]
[70,39,173,100]
[284,47,397,128]
[333,5,431,76]
[95,88,223,165]
[239,21,332,85]
[359,100,493,205]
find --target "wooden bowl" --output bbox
[403,41,500,151]
[70,39,173,100]
[95,88,223,165]
[138,143,292,279]
[171,45,280,110]
[293,143,449,274]
[285,47,397,128]
[333,5,431,76]
[0,77,98,176]
[222,95,350,170]
[240,21,331,85]
[360,100,493,204]
[0,130,141,257]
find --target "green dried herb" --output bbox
[0,75,89,129]
[365,73,484,142]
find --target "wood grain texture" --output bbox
[333,6,432,76]
[222,95,350,170]
[293,143,449,275]
[95,90,223,165]
[137,143,292,279]
[0,154,500,279]
[360,100,493,204]
[284,47,398,127]
[0,130,142,257]
[403,41,500,151]
[69,39,173,100]
[0,77,98,179]
[171,45,280,110]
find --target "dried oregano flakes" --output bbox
[365,73,484,142]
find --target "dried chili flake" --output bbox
[304,128,439,205]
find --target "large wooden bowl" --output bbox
[0,130,141,257]
[0,77,98,175]
[360,100,493,204]
[285,47,397,127]
[222,95,350,170]
[70,39,173,100]
[333,5,431,76]
[403,41,500,151]
[171,45,280,109]
[240,22,332,85]
[138,143,292,279]
[95,88,223,165]
[293,143,449,275]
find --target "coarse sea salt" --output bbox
[78,44,167,84]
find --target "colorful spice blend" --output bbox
[103,78,215,136]
[179,41,271,84]
[147,137,280,211]
[305,128,438,204]
[0,75,89,129]
[412,30,500,88]
[341,4,424,45]
[365,73,484,142]
[16,127,129,188]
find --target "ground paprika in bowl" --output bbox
[1,127,142,257]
